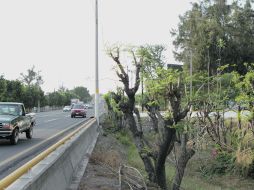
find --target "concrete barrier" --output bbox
[6,119,98,190]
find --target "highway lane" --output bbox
[0,108,95,179]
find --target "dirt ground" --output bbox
[77,117,254,190]
[78,115,160,190]
[78,132,128,190]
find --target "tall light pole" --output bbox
[190,50,193,99]
[95,0,99,125]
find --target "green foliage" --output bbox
[115,129,131,146]
[145,67,183,101]
[0,75,7,101]
[103,90,125,129]
[201,152,234,176]
[173,121,193,134]
[115,129,144,171]
[172,0,254,75]
[139,45,166,79]
[4,80,24,102]
[22,85,44,108]
[0,72,91,108]
[72,86,92,103]
[231,65,254,109]
[104,90,123,117]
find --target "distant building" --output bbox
[167,64,183,71]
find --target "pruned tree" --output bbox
[108,46,192,190]
[108,46,157,182]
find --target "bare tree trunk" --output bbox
[109,47,159,185]
[125,112,156,182]
[155,127,176,190]
[173,134,195,190]
[238,105,242,129]
[146,105,159,132]
[117,115,124,130]
[134,107,143,133]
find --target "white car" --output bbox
[63,106,71,112]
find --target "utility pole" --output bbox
[141,71,144,112]
[208,49,210,100]
[190,50,193,99]
[95,0,99,125]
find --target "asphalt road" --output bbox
[0,108,95,179]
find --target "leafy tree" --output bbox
[44,86,89,107]
[143,64,193,190]
[172,0,254,76]
[20,66,44,110]
[104,89,125,130]
[20,65,43,86]
[0,75,7,101]
[108,46,156,182]
[22,85,44,109]
[46,91,66,107]
[72,86,92,103]
[4,80,25,103]
[65,90,79,105]
[108,46,192,190]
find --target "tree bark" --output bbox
[173,134,195,190]
[146,105,159,132]
[134,107,143,133]
[125,112,156,182]
[155,127,176,190]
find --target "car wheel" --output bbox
[10,128,19,145]
[26,124,33,139]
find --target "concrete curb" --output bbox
[7,120,98,190]
[67,128,99,190]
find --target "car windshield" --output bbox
[73,104,84,109]
[0,104,21,116]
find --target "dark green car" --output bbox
[0,102,35,145]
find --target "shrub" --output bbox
[201,152,234,176]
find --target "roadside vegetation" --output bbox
[102,1,254,189]
[0,66,92,110]
[98,117,254,190]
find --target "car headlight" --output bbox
[2,123,14,130]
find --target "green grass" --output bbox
[110,125,254,190]
[127,143,144,170]
[115,130,131,146]
[114,130,145,171]
[163,160,254,190]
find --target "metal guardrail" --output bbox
[0,118,96,190]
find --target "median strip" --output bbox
[0,118,96,190]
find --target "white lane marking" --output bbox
[44,118,58,123]
[65,115,70,118]
[36,115,50,118]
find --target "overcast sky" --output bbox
[0,0,197,94]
